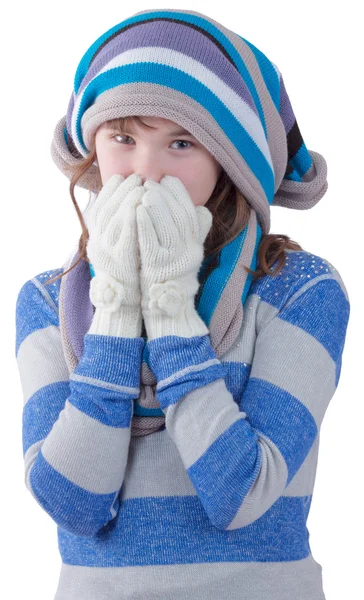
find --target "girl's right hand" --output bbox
[86,173,145,314]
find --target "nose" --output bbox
[132,150,164,185]
[138,174,162,185]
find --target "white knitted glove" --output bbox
[136,176,213,340]
[85,173,145,338]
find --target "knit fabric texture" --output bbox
[50,8,328,436]
[15,249,350,599]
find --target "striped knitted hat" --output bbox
[52,8,328,375]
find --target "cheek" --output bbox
[183,179,213,206]
[97,151,128,183]
[188,162,221,205]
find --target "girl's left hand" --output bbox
[136,175,213,340]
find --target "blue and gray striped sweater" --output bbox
[15,249,350,600]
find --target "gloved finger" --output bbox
[142,188,177,249]
[90,174,124,230]
[159,175,199,240]
[97,173,141,232]
[136,204,160,259]
[106,185,144,246]
[195,205,213,245]
[145,178,192,241]
[83,191,98,229]
[117,202,140,264]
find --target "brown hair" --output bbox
[43,115,303,287]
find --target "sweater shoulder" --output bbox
[32,267,63,309]
[248,249,350,312]
[15,267,64,356]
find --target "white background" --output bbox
[3,1,361,598]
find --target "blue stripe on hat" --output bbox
[240,36,281,111]
[73,11,267,139]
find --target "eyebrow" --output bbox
[105,124,194,137]
[167,127,193,136]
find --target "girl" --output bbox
[15,8,350,600]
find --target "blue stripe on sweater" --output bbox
[57,494,313,565]
[68,379,134,428]
[278,279,349,382]
[22,381,71,456]
[73,333,144,388]
[15,279,59,355]
[30,450,119,536]
[147,335,227,410]
[241,379,318,485]
[187,383,317,529]
[69,334,144,426]
[33,269,62,307]
[223,361,252,407]
[250,251,346,311]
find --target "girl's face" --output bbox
[94,116,223,206]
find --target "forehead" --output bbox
[100,116,191,134]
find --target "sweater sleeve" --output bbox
[15,275,144,537]
[146,271,350,530]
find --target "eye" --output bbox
[112,134,133,144]
[170,140,193,150]
[112,134,194,150]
